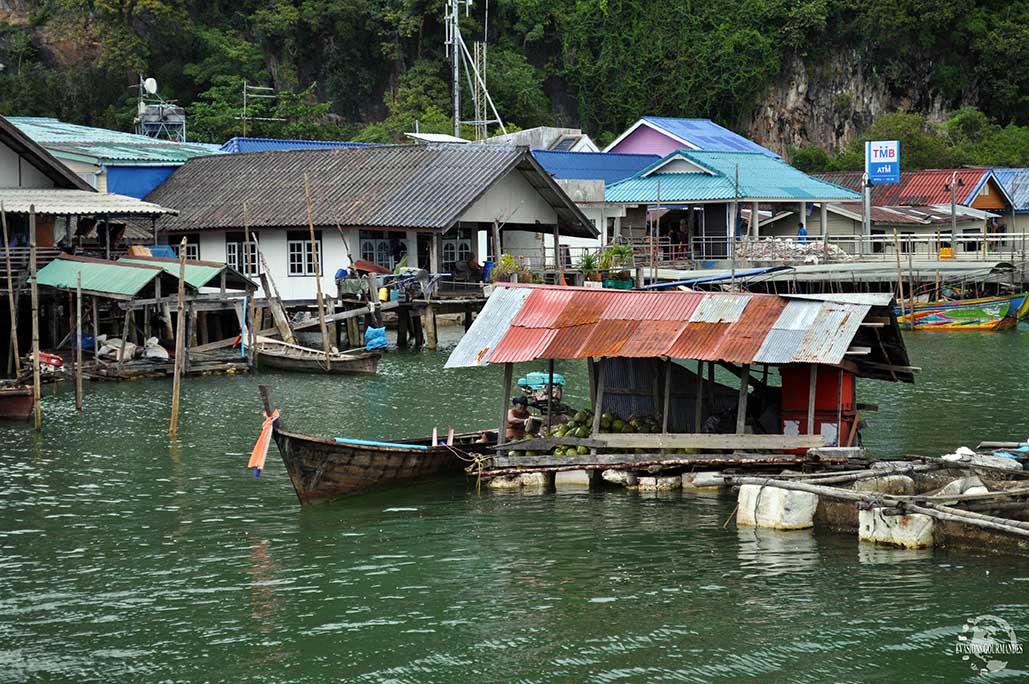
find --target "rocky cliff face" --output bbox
[746,52,974,158]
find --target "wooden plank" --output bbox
[597,432,826,450]
[491,451,825,469]
[291,301,400,329]
[500,436,608,452]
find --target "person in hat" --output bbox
[506,395,535,441]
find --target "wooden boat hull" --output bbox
[272,426,495,503]
[258,350,380,375]
[0,386,33,420]
[896,293,1029,330]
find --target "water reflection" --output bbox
[736,526,821,577]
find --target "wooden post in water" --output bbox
[2,203,20,376]
[498,362,513,446]
[91,297,99,361]
[735,363,750,435]
[75,273,83,411]
[169,237,187,438]
[590,359,606,453]
[303,174,331,369]
[117,308,132,372]
[29,206,41,430]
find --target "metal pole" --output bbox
[861,172,871,258]
[451,0,460,138]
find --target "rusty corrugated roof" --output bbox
[446,284,912,381]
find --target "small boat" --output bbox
[0,383,33,420]
[255,336,380,375]
[896,293,1029,330]
[258,387,497,503]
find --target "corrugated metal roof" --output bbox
[9,117,217,165]
[531,150,660,185]
[447,285,905,379]
[689,293,750,323]
[148,145,598,238]
[119,256,254,291]
[35,255,167,297]
[816,169,1004,207]
[605,150,860,204]
[0,189,175,216]
[994,168,1029,213]
[219,137,377,154]
[444,286,533,368]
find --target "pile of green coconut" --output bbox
[530,410,663,456]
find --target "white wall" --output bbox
[460,170,558,225]
[0,143,56,188]
[195,227,358,302]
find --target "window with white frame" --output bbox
[359,230,405,270]
[225,232,261,276]
[287,230,322,276]
[174,234,200,260]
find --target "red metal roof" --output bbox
[816,169,991,206]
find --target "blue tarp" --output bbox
[107,166,177,199]
[643,266,793,289]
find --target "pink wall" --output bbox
[608,126,688,155]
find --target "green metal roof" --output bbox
[605,150,861,203]
[7,117,221,166]
[35,255,168,298]
[119,256,255,291]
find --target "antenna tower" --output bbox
[134,75,187,142]
[445,0,506,140]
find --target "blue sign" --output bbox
[866,140,900,185]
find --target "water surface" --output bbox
[1,329,1027,682]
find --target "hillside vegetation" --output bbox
[1,0,1027,166]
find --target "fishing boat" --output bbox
[0,383,33,420]
[896,293,1029,330]
[257,387,497,503]
[255,336,380,375]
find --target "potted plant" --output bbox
[577,253,601,282]
[599,244,634,288]
[490,254,535,283]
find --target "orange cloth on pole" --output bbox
[248,409,280,476]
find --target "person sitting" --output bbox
[453,255,483,282]
[506,396,534,441]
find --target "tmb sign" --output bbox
[865,140,900,185]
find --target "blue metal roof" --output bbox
[994,168,1029,213]
[643,266,794,288]
[605,150,861,203]
[532,150,660,185]
[642,117,780,158]
[219,137,377,153]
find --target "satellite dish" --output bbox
[143,77,158,95]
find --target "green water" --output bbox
[2,329,1028,682]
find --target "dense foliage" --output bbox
[0,0,1026,164]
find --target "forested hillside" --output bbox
[1,0,1027,167]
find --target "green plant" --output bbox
[577,252,599,279]
[599,244,634,271]
[490,253,535,283]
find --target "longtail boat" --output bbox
[896,293,1029,330]
[0,384,33,420]
[257,386,496,503]
[255,336,380,375]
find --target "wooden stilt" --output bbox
[694,360,704,432]
[347,314,362,348]
[736,363,750,435]
[75,273,83,411]
[2,203,20,377]
[92,297,99,361]
[396,307,409,348]
[498,362,513,446]
[198,311,209,346]
[117,308,132,372]
[303,174,332,370]
[662,358,672,433]
[422,303,437,351]
[806,365,817,435]
[546,358,555,432]
[29,206,41,430]
[463,303,473,331]
[169,237,187,438]
[590,360,606,444]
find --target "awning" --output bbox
[0,189,176,216]
[34,254,187,300]
[120,256,255,291]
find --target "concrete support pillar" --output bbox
[751,201,760,239]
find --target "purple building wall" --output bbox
[608,125,689,156]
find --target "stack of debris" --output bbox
[737,238,853,264]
